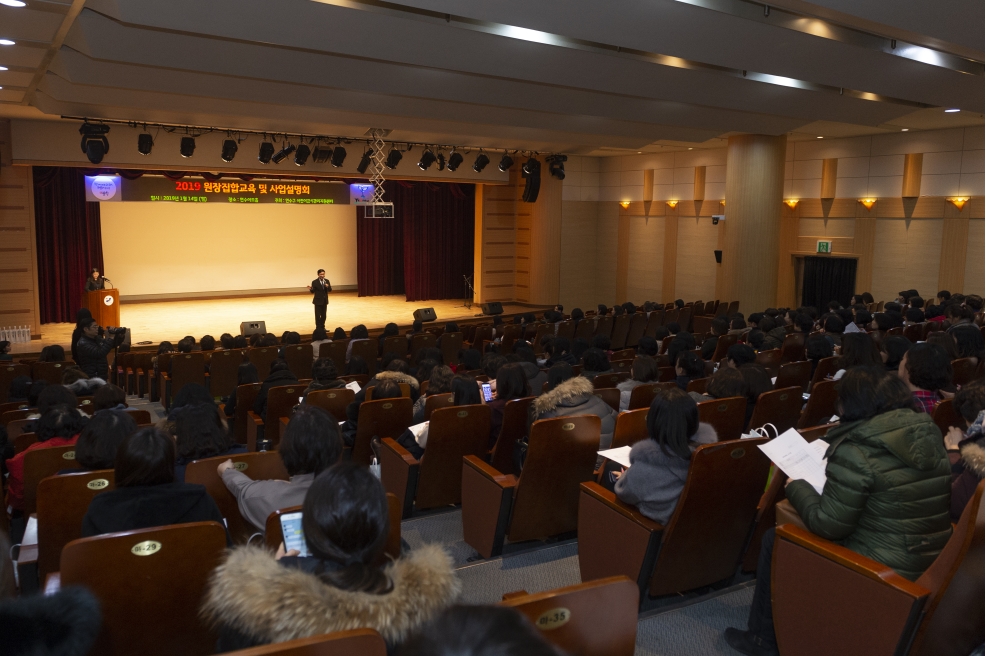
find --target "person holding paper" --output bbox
[302,358,346,400]
[724,367,951,656]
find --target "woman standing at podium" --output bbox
[84,268,106,291]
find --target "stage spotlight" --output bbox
[356,149,373,174]
[330,146,347,167]
[473,152,490,173]
[79,123,110,164]
[179,136,196,158]
[417,148,437,171]
[385,147,403,170]
[498,153,513,172]
[220,138,238,163]
[436,152,446,171]
[271,143,296,164]
[312,145,331,164]
[294,143,311,166]
[546,154,567,180]
[447,151,463,171]
[137,133,154,156]
[522,157,541,203]
[258,141,275,164]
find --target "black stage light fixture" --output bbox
[258,141,275,164]
[473,152,490,173]
[330,145,347,167]
[221,138,238,163]
[498,153,513,172]
[294,143,311,166]
[447,151,463,171]
[522,157,541,203]
[417,148,437,170]
[312,144,332,164]
[137,132,154,156]
[180,136,196,158]
[546,154,567,180]
[385,147,403,170]
[79,123,110,164]
[271,143,296,164]
[436,152,446,171]
[356,149,373,174]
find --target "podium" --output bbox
[83,289,120,327]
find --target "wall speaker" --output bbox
[714,250,723,264]
[240,321,267,336]
[413,307,437,322]
[481,302,504,315]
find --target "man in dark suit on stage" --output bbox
[307,268,331,330]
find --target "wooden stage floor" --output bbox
[16,292,537,353]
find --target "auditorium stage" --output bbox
[18,292,538,354]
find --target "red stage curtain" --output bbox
[357,204,405,297]
[33,167,103,324]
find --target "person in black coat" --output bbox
[253,359,299,421]
[70,308,93,364]
[82,427,231,545]
[307,269,332,331]
[75,318,124,379]
[83,268,106,292]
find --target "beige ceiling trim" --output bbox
[21,0,87,106]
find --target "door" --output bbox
[801,257,857,310]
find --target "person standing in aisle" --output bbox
[307,269,331,331]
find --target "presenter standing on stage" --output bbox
[85,268,107,291]
[308,268,331,331]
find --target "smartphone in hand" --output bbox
[480,382,494,403]
[279,511,310,558]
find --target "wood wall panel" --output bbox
[902,153,923,198]
[626,214,665,304]
[693,166,706,202]
[526,158,563,305]
[560,200,603,310]
[938,217,969,293]
[854,218,877,295]
[474,171,521,304]
[820,158,838,199]
[662,211,679,302]
[0,164,41,335]
[964,219,985,296]
[675,215,718,302]
[776,206,800,308]
[871,218,943,302]
[615,212,630,304]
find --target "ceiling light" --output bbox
[436,153,445,171]
[688,147,693,150]
[0,66,7,71]
[0,1,27,7]
[220,138,238,163]
[947,197,969,210]
[498,153,513,172]
[271,143,295,164]
[137,133,153,156]
[784,199,799,209]
[258,141,275,164]
[858,198,876,211]
[330,146,346,167]
[418,148,437,170]
[312,145,332,164]
[944,108,960,113]
[356,149,373,174]
[547,154,567,180]
[619,201,631,209]
[473,152,490,173]
[384,148,403,169]
[447,151,463,171]
[901,128,909,132]
[179,136,196,158]
[667,200,678,208]
[294,143,311,166]
[816,136,824,139]
[79,123,110,164]
[0,40,15,46]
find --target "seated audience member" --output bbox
[909,295,925,310]
[665,322,682,337]
[345,324,371,362]
[303,358,346,400]
[405,319,423,341]
[0,339,11,361]
[218,405,342,532]
[514,348,547,396]
[530,363,616,450]
[346,355,370,376]
[675,351,705,395]
[820,315,845,347]
[725,367,951,655]
[881,335,912,373]
[202,462,459,651]
[904,307,925,326]
[869,312,893,333]
[254,359,299,421]
[82,427,229,542]
[739,364,773,427]
[747,313,765,330]
[481,354,507,381]
[68,409,137,473]
[6,375,31,403]
[219,333,235,350]
[201,335,217,351]
[951,321,984,363]
[232,335,248,349]
[945,304,975,331]
[261,334,278,347]
[456,348,482,373]
[570,307,585,326]
[412,365,454,423]
[833,332,883,379]
[249,334,263,348]
[618,356,659,412]
[926,332,960,362]
[945,380,984,522]
[726,343,756,369]
[486,363,531,447]
[378,322,401,355]
[224,362,259,418]
[758,317,787,351]
[399,605,560,656]
[27,380,49,409]
[853,309,873,329]
[637,335,659,358]
[701,318,730,360]
[591,334,612,355]
[174,403,246,482]
[937,289,951,305]
[727,317,748,337]
[746,329,766,352]
[6,404,87,512]
[310,327,331,361]
[342,378,408,446]
[614,388,717,523]
[698,366,746,402]
[38,344,65,363]
[898,343,952,413]
[543,337,576,367]
[580,347,612,382]
[62,367,105,397]
[395,375,481,459]
[92,383,127,412]
[806,333,834,379]
[570,337,590,362]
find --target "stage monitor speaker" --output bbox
[714,250,723,264]
[240,321,267,336]
[481,302,504,315]
[413,307,437,322]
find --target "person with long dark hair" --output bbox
[6,404,87,512]
[173,403,246,482]
[223,361,259,418]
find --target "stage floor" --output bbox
[17,293,536,354]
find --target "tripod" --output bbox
[457,274,475,310]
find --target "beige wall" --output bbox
[674,214,718,301]
[870,218,944,303]
[965,219,985,297]
[0,163,42,333]
[627,214,666,304]
[100,201,357,298]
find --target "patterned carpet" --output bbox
[635,583,755,656]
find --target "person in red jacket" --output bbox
[6,405,86,512]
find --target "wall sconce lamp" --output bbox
[666,200,678,208]
[947,197,970,211]
[858,198,877,211]
[783,199,799,209]
[619,201,631,209]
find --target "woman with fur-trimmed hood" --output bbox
[529,363,617,450]
[342,359,421,445]
[946,381,984,522]
[201,462,459,652]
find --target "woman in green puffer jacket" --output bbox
[724,366,952,656]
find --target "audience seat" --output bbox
[797,379,838,429]
[422,393,454,420]
[593,372,630,389]
[610,315,631,350]
[594,316,613,340]
[13,429,37,454]
[163,352,206,409]
[677,306,692,332]
[36,469,115,581]
[726,301,739,315]
[747,386,803,433]
[338,374,369,388]
[318,341,348,373]
[489,397,535,474]
[932,398,965,438]
[221,630,387,656]
[627,382,676,411]
[710,335,738,362]
[611,348,636,361]
[352,397,414,465]
[364,383,411,401]
[643,311,663,338]
[686,377,709,395]
[775,359,811,392]
[232,383,262,445]
[574,319,595,342]
[208,349,245,399]
[555,320,574,341]
[809,356,841,390]
[382,335,409,361]
[31,361,73,385]
[692,316,713,336]
[305,388,355,422]
[438,333,464,369]
[951,357,981,387]
[500,576,638,656]
[409,333,437,363]
[610,408,648,449]
[23,444,79,515]
[798,422,836,443]
[529,325,553,354]
[499,324,524,352]
[903,323,923,343]
[131,352,154,399]
[739,467,786,573]
[754,349,783,377]
[462,415,601,558]
[283,344,314,380]
[1,408,31,425]
[0,363,30,403]
[185,451,290,543]
[0,399,29,415]
[697,396,746,442]
[350,340,380,376]
[780,333,806,363]
[248,383,307,450]
[380,404,492,517]
[625,314,648,349]
[593,388,621,413]
[577,438,769,602]
[59,521,227,656]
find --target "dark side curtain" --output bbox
[357,181,475,302]
[33,167,103,324]
[802,256,857,311]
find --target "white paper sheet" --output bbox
[345,380,362,393]
[757,428,828,494]
[844,322,863,334]
[597,445,633,468]
[22,515,38,546]
[408,421,430,448]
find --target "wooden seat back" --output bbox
[1,408,31,425]
[627,382,676,411]
[221,629,388,656]
[233,383,262,444]
[647,438,770,596]
[131,352,155,398]
[114,352,134,389]
[775,359,812,392]
[610,348,636,362]
[37,469,115,580]
[170,352,206,400]
[594,316,613,340]
[740,465,787,572]
[697,396,747,442]
[643,311,663,338]
[381,336,408,360]
[575,318,595,342]
[364,383,411,401]
[283,344,314,380]
[754,349,783,377]
[686,377,709,395]
[593,372,630,389]
[353,397,413,465]
[903,323,923,343]
[951,357,980,387]
[185,452,289,543]
[593,388,621,413]
[662,309,679,327]
[60,522,226,656]
[208,349,244,399]
[305,388,355,422]
[798,379,838,429]
[0,363,30,403]
[499,324,524,353]
[263,384,306,445]
[780,333,806,363]
[32,361,73,385]
[748,386,804,433]
[14,429,37,454]
[247,347,280,378]
[24,444,79,515]
[931,398,965,438]
[423,393,455,420]
[409,333,437,362]
[318,341,349,373]
[692,316,713,336]
[77,396,95,416]
[677,307,693,332]
[471,326,494,352]
[414,405,492,510]
[439,333,464,369]
[501,576,639,656]
[529,325,553,354]
[349,340,379,376]
[0,399,29,415]
[808,355,840,390]
[555,321,576,341]
[338,374,369,388]
[610,408,649,449]
[726,301,739,315]
[490,397,535,473]
[507,415,601,543]
[610,315,632,350]
[710,334,738,362]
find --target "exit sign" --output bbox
[816,240,833,254]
